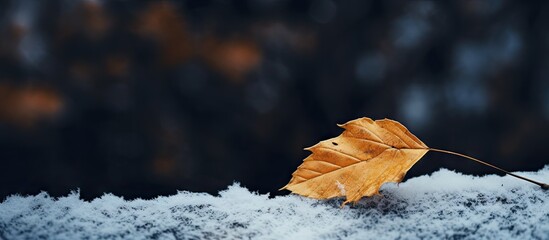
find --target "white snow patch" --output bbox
[335,180,346,195]
[1,166,548,239]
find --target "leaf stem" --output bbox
[428,148,549,190]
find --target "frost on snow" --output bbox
[1,167,548,239]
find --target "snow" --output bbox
[336,180,347,195]
[1,166,548,239]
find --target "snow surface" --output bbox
[1,167,548,240]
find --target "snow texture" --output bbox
[1,166,548,240]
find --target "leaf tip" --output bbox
[279,183,291,191]
[304,143,320,151]
[360,117,374,123]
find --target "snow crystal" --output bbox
[336,180,346,195]
[1,166,548,239]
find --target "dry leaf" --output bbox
[281,117,429,205]
[282,117,549,205]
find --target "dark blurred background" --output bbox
[1,0,548,200]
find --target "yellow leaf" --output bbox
[281,117,549,205]
[281,117,428,205]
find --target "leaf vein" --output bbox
[307,160,343,169]
[342,136,390,148]
[380,125,411,148]
[298,168,322,175]
[292,149,388,187]
[349,123,384,142]
[316,147,362,162]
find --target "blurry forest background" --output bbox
[1,0,549,200]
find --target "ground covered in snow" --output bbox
[1,167,548,240]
